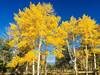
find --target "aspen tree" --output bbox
[77,15,98,75]
[8,3,66,75]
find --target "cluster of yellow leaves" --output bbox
[8,40,15,47]
[76,15,97,44]
[46,36,66,47]
[24,50,38,64]
[17,40,28,48]
[53,49,64,59]
[61,15,98,44]
[62,16,78,34]
[10,24,17,30]
[93,48,100,54]
[12,3,60,39]
[7,56,25,68]
[60,21,70,32]
[7,50,39,68]
[77,15,100,54]
[9,3,63,50]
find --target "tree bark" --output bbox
[44,55,47,75]
[32,60,35,75]
[73,46,78,75]
[94,53,97,75]
[25,62,28,75]
[37,39,42,75]
[85,45,88,75]
[67,41,73,62]
[73,36,78,75]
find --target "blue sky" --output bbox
[0,0,100,36]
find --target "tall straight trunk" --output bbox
[44,46,48,75]
[37,39,42,75]
[67,41,73,61]
[94,53,97,75]
[3,54,5,72]
[32,60,35,75]
[44,55,47,75]
[25,62,28,74]
[92,41,97,75]
[85,45,88,75]
[73,47,77,75]
[73,35,78,75]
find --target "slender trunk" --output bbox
[25,62,28,75]
[44,55,47,75]
[3,54,5,72]
[85,45,88,75]
[73,36,78,75]
[92,40,97,75]
[67,41,73,61]
[32,60,35,75]
[73,46,78,75]
[37,39,42,75]
[94,53,97,75]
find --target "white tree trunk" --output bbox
[85,45,88,75]
[73,47,78,75]
[32,60,35,75]
[94,53,97,75]
[37,39,42,75]
[44,55,47,75]
[72,36,78,75]
[25,62,28,74]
